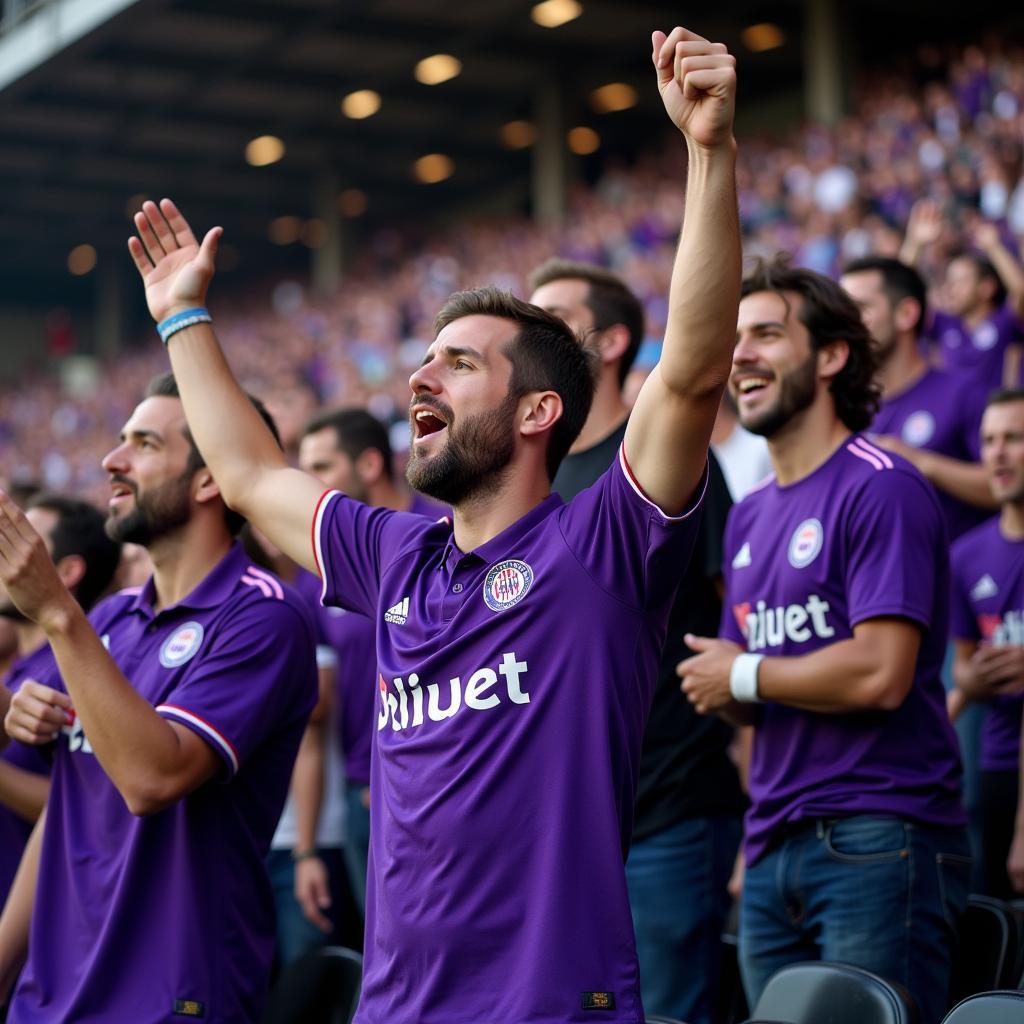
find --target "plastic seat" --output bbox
[940,989,1024,1024]
[950,895,1016,1004]
[260,945,362,1024]
[751,961,918,1024]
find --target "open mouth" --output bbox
[109,480,135,506]
[412,407,449,444]
[733,374,773,398]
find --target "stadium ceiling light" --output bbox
[567,126,600,155]
[590,82,638,113]
[500,120,537,149]
[413,154,455,184]
[268,216,301,245]
[414,54,462,85]
[338,189,368,217]
[245,135,285,167]
[531,0,582,29]
[341,89,382,119]
[741,23,785,52]
[68,244,96,276]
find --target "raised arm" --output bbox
[127,201,324,572]
[899,199,944,269]
[623,28,739,516]
[976,220,1024,319]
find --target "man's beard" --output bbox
[105,470,192,546]
[740,352,819,439]
[406,391,518,506]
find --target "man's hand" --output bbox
[974,220,1003,254]
[971,645,1024,695]
[652,27,736,151]
[5,681,73,745]
[677,634,743,713]
[0,491,77,634]
[295,855,333,933]
[128,199,222,324]
[905,199,944,249]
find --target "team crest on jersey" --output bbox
[483,560,534,611]
[902,411,935,447]
[788,518,824,569]
[159,622,205,668]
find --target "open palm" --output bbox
[128,199,221,323]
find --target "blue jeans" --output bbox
[267,847,347,966]
[625,816,741,1024]
[740,817,971,1024]
[344,785,370,916]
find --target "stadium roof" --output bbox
[0,0,1018,310]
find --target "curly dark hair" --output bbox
[742,257,881,432]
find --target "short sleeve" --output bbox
[157,597,317,779]
[313,490,440,617]
[558,446,707,611]
[949,538,981,642]
[845,468,946,630]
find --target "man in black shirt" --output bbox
[530,259,745,1024]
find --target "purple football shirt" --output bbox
[930,304,1024,393]
[9,545,318,1024]
[719,435,964,865]
[313,449,705,1024]
[869,367,989,540]
[0,645,57,906]
[950,517,1024,773]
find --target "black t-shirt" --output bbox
[553,421,746,841]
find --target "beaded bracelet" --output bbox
[157,307,212,345]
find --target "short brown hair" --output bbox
[742,257,882,433]
[528,258,645,386]
[434,287,597,480]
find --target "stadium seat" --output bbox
[644,1016,686,1023]
[750,961,918,1024]
[940,989,1024,1023]
[260,945,362,1024]
[950,895,1017,1003]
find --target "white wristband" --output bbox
[729,653,765,703]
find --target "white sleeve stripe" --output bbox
[312,490,342,605]
[617,445,708,522]
[158,705,239,775]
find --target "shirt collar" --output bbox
[129,542,251,618]
[440,493,563,573]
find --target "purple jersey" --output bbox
[719,435,964,865]
[870,367,989,540]
[950,517,1024,773]
[10,546,317,1024]
[930,304,1024,393]
[313,449,705,1024]
[0,645,57,905]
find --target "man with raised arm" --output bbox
[125,26,738,1023]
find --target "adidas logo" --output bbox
[732,542,752,569]
[384,596,410,625]
[971,574,998,601]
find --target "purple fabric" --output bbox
[869,367,989,539]
[929,304,1024,394]
[313,452,705,1024]
[950,517,1024,772]
[719,435,964,865]
[10,545,318,1024]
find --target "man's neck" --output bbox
[876,337,928,399]
[766,400,852,487]
[451,459,552,554]
[1000,501,1024,541]
[148,525,234,613]
[570,380,630,454]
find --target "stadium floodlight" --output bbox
[531,0,582,28]
[68,245,97,276]
[245,135,285,167]
[341,90,382,119]
[338,189,368,217]
[414,54,462,86]
[590,83,638,114]
[500,120,537,149]
[567,126,600,155]
[741,23,785,52]
[413,154,455,184]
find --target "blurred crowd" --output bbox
[4,41,1024,497]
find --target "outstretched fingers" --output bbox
[142,200,178,255]
[159,198,199,250]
